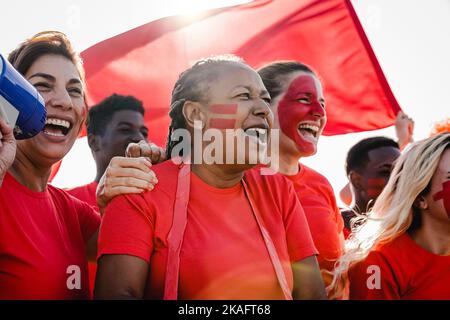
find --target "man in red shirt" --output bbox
[68,94,151,209]
[340,137,401,237]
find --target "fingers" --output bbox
[147,144,166,164]
[106,166,158,185]
[126,140,166,164]
[104,156,158,190]
[97,156,159,208]
[109,156,152,173]
[126,143,142,158]
[104,176,156,191]
[0,117,14,147]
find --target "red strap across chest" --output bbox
[163,163,292,300]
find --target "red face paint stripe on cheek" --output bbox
[367,188,383,199]
[367,178,387,188]
[209,118,236,129]
[210,104,238,115]
[433,180,450,219]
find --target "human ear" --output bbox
[182,101,207,129]
[413,195,428,211]
[87,134,100,152]
[349,170,364,191]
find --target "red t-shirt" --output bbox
[98,161,318,299]
[67,181,99,211]
[285,164,344,274]
[349,233,450,299]
[67,181,100,299]
[0,172,100,299]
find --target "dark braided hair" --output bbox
[257,61,316,102]
[165,54,247,159]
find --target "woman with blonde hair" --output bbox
[330,132,450,299]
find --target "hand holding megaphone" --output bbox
[0,117,16,186]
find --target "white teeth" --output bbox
[244,127,268,143]
[45,118,70,129]
[298,124,319,133]
[245,128,267,135]
[43,130,64,137]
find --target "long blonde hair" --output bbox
[330,132,450,298]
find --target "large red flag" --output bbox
[81,0,401,147]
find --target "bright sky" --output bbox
[1,0,449,205]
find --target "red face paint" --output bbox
[367,178,387,199]
[433,180,450,219]
[208,104,238,129]
[277,75,325,155]
[209,118,236,129]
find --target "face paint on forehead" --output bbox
[277,74,325,155]
[282,75,321,100]
[433,180,450,219]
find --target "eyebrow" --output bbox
[117,121,148,129]
[28,72,82,86]
[376,163,393,169]
[29,73,55,81]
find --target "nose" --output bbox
[47,87,73,111]
[252,99,271,119]
[252,100,273,128]
[310,101,325,118]
[129,130,146,143]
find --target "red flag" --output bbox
[81,0,401,147]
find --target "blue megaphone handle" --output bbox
[0,54,46,139]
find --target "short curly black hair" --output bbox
[86,93,145,136]
[345,136,399,175]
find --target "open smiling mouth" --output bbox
[297,123,319,139]
[43,118,72,137]
[244,127,268,144]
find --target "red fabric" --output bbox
[285,164,344,278]
[67,181,99,211]
[81,0,401,147]
[0,173,100,299]
[98,160,317,299]
[66,181,100,299]
[343,226,351,239]
[349,233,450,300]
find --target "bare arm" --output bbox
[94,254,149,299]
[86,230,99,262]
[292,256,327,300]
[395,111,414,151]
